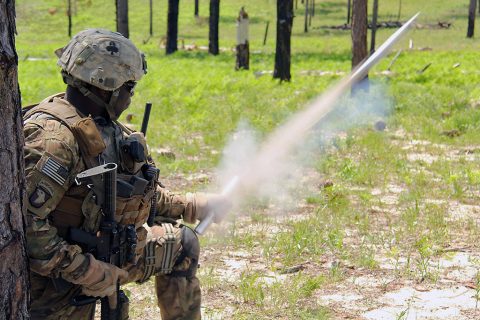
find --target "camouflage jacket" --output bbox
[23,94,197,280]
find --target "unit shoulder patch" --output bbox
[29,185,52,209]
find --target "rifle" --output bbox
[140,102,160,227]
[69,163,134,320]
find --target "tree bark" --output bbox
[209,0,220,55]
[166,0,180,54]
[370,0,379,54]
[351,0,368,69]
[116,0,129,38]
[273,0,294,82]
[467,0,476,38]
[0,1,30,319]
[195,0,199,16]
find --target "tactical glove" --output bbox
[190,192,232,223]
[74,253,129,298]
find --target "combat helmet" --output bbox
[56,29,147,118]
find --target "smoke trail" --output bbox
[197,13,419,233]
[214,80,392,216]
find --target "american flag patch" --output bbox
[41,157,69,186]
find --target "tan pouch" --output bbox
[50,196,84,238]
[71,117,106,157]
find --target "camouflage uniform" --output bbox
[24,29,204,320]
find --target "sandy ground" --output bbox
[115,132,480,320]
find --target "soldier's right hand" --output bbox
[78,254,129,298]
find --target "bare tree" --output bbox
[304,0,309,32]
[149,0,153,36]
[236,7,249,70]
[116,0,129,38]
[370,0,379,53]
[273,0,294,82]
[0,1,30,319]
[166,0,180,54]
[351,0,368,69]
[67,0,72,37]
[467,0,477,38]
[209,0,220,55]
[347,0,352,24]
[309,0,314,26]
[397,0,402,20]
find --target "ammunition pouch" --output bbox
[119,132,148,174]
[71,117,106,158]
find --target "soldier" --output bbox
[23,29,228,320]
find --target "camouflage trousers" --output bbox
[29,223,201,320]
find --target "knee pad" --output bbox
[170,226,200,278]
[138,223,182,283]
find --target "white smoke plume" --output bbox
[195,14,419,233]
[211,80,392,220]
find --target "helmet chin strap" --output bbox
[63,71,120,120]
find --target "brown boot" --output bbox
[155,274,201,320]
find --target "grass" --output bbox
[15,0,480,318]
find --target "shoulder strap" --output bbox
[24,94,103,169]
[23,93,83,129]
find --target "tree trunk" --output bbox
[467,0,476,38]
[273,0,294,82]
[166,0,180,54]
[351,0,368,69]
[116,0,129,38]
[67,0,72,37]
[309,0,313,26]
[304,0,309,32]
[0,1,30,319]
[347,0,352,24]
[149,0,153,36]
[397,0,402,21]
[195,0,199,16]
[209,0,220,55]
[263,21,270,45]
[370,0,379,54]
[236,7,249,70]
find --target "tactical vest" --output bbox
[24,94,157,262]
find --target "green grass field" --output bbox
[16,0,480,319]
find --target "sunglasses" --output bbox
[123,81,137,96]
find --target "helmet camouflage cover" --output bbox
[56,29,147,91]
